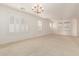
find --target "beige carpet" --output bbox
[0,34,79,56]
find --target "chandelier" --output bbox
[32,3,44,15]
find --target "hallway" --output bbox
[0,34,79,56]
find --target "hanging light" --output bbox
[32,0,44,15]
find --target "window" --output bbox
[49,22,53,29]
[15,19,20,32]
[9,16,15,32]
[25,24,28,32]
[21,19,25,32]
[38,20,42,31]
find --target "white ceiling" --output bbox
[2,3,79,20]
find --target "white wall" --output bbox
[0,5,53,44]
[77,18,79,36]
[72,19,78,36]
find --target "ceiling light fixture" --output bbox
[32,0,44,15]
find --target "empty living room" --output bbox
[0,0,79,58]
